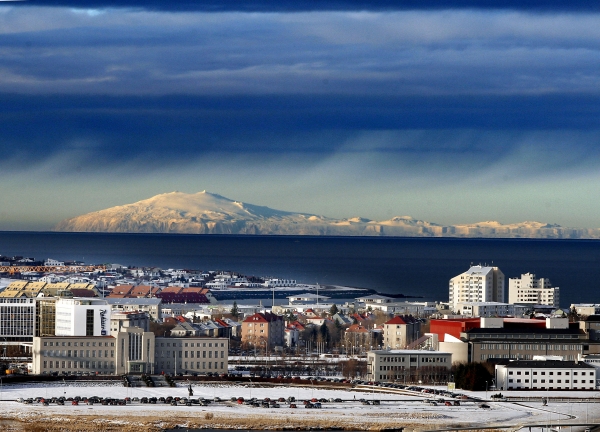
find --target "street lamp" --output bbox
[485,381,488,400]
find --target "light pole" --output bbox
[485,381,488,400]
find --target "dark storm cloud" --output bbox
[18,0,600,12]
[2,93,600,167]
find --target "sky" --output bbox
[1,0,600,230]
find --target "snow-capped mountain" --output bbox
[53,191,600,238]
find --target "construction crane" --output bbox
[0,265,106,275]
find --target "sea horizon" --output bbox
[1,231,599,306]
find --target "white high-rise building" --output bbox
[508,273,560,307]
[449,265,504,311]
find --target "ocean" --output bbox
[1,231,600,306]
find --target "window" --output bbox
[86,309,94,336]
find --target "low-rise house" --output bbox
[332,312,353,326]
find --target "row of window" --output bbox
[509,370,591,376]
[42,350,115,358]
[481,354,576,361]
[43,360,114,370]
[481,344,580,350]
[156,361,225,370]
[509,379,594,384]
[156,350,225,359]
[43,341,114,347]
[476,334,579,340]
[157,341,225,348]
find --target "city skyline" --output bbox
[2,1,600,231]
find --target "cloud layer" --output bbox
[1,5,600,230]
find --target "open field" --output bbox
[1,381,599,431]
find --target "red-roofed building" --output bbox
[242,312,284,350]
[344,324,372,354]
[129,285,160,298]
[69,288,98,298]
[156,287,209,304]
[383,315,422,349]
[287,320,305,331]
[429,318,481,342]
[107,285,134,298]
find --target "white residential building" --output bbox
[449,265,504,312]
[508,273,560,307]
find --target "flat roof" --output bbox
[369,350,451,355]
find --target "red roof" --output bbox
[243,312,283,323]
[161,286,184,294]
[70,289,97,298]
[346,324,369,333]
[385,316,408,325]
[108,285,134,296]
[129,285,160,297]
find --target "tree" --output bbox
[283,309,296,322]
[230,301,240,320]
[452,362,493,391]
[149,320,176,337]
[329,304,339,316]
[318,322,330,348]
[568,306,580,322]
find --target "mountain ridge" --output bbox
[53,191,600,239]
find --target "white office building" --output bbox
[508,273,560,307]
[449,265,504,312]
[495,360,597,391]
[55,298,111,337]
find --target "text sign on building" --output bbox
[100,309,108,336]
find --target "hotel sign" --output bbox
[100,309,108,336]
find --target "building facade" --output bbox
[495,360,596,391]
[154,337,228,375]
[456,302,529,318]
[32,335,117,375]
[241,312,284,350]
[367,349,452,383]
[55,298,111,337]
[383,315,421,349]
[0,297,36,342]
[106,298,162,321]
[572,304,600,317]
[449,265,505,312]
[508,273,560,307]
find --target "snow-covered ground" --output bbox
[0,381,599,431]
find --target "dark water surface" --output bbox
[1,231,600,306]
